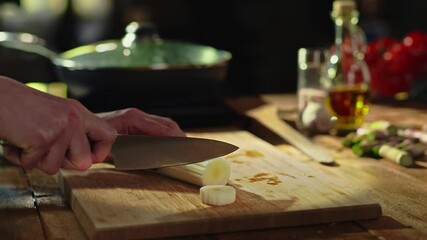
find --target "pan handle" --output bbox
[121,22,161,47]
[0,31,57,59]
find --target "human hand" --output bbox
[0,77,116,174]
[97,108,186,137]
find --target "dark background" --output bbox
[1,0,427,97]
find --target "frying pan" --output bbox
[0,22,232,113]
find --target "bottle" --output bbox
[321,0,370,131]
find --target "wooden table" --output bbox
[2,94,427,240]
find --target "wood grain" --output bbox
[246,104,335,164]
[244,94,427,237]
[0,166,45,239]
[60,131,381,240]
[26,169,61,197]
[36,196,88,240]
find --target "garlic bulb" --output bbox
[301,101,334,133]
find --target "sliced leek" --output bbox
[200,185,236,206]
[155,157,231,186]
[378,144,413,167]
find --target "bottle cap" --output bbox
[333,0,356,15]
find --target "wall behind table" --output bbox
[3,0,427,96]
[113,0,334,96]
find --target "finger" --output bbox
[65,117,92,170]
[143,114,186,137]
[61,158,77,170]
[1,146,31,168]
[37,130,70,174]
[120,109,185,136]
[85,116,116,164]
[19,146,48,170]
[132,115,185,136]
[2,142,48,169]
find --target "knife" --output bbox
[247,104,336,165]
[111,135,239,170]
[0,135,239,170]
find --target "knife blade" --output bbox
[247,104,336,165]
[1,135,239,170]
[111,135,239,170]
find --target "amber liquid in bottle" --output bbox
[326,85,369,129]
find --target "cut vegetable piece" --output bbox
[200,185,236,206]
[155,157,231,186]
[378,144,413,167]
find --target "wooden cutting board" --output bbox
[59,131,382,240]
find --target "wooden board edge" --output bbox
[88,203,382,240]
[58,170,95,240]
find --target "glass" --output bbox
[321,0,370,131]
[296,48,333,135]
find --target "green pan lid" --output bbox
[54,22,232,70]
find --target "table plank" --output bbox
[0,166,45,239]
[23,168,87,239]
[212,216,425,240]
[26,169,60,197]
[213,222,373,240]
[36,196,88,240]
[358,217,427,240]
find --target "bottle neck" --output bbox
[332,10,365,59]
[333,15,356,49]
[323,9,370,87]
